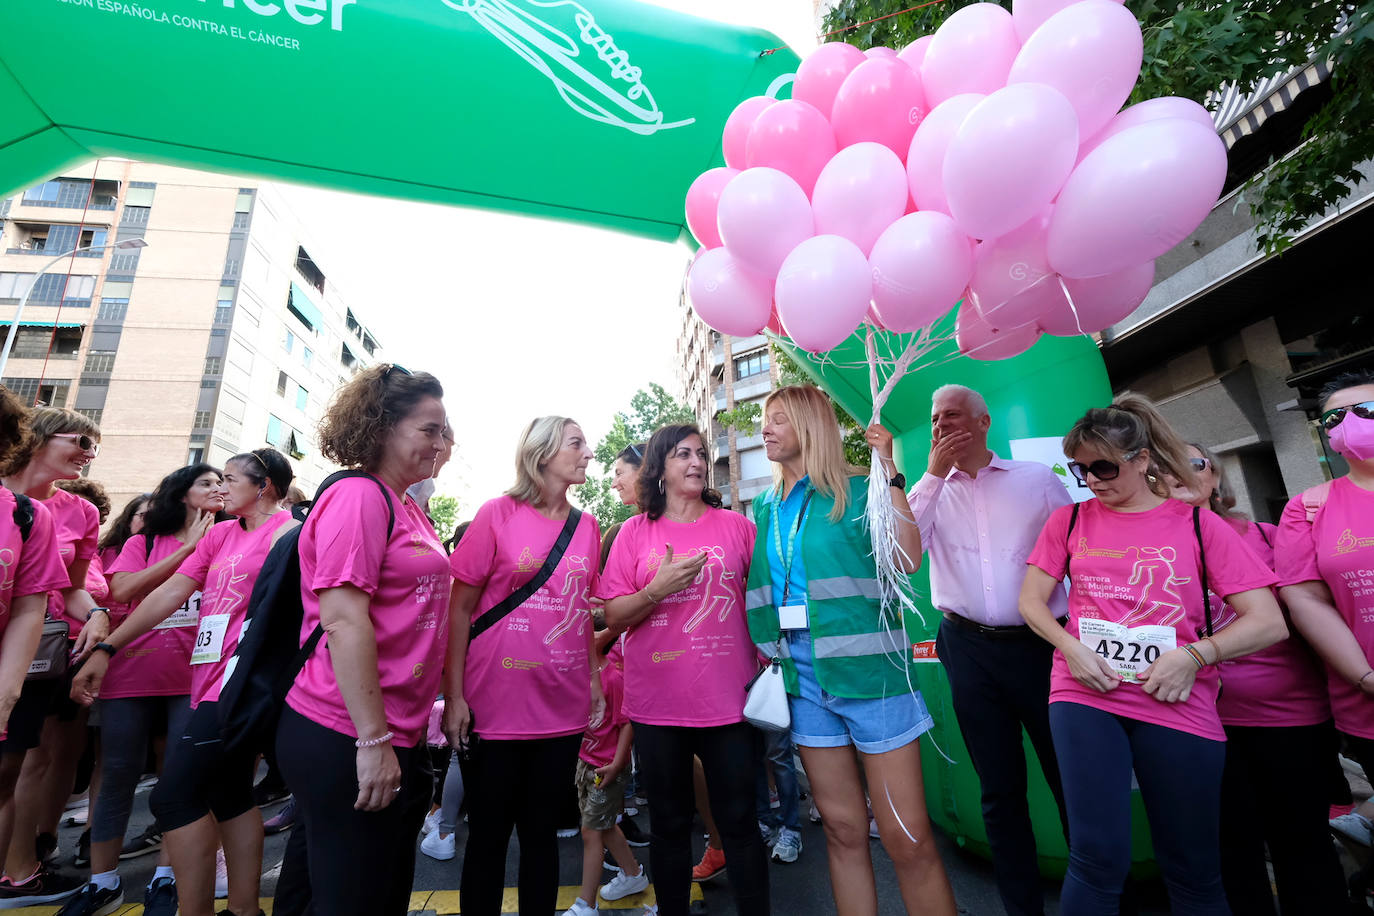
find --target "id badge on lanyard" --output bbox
[774,489,813,630]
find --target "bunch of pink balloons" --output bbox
[684,0,1228,360]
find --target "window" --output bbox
[340,343,357,369]
[97,298,129,321]
[294,246,326,294]
[302,346,313,369]
[1,377,71,407]
[266,414,284,447]
[200,378,219,389]
[734,349,769,380]
[213,306,232,325]
[84,350,116,373]
[295,386,308,411]
[193,410,213,429]
[1,273,97,305]
[284,330,295,354]
[75,408,103,426]
[234,190,254,213]
[109,252,140,273]
[203,357,223,376]
[231,211,251,230]
[187,444,205,466]
[277,371,288,397]
[22,180,108,209]
[9,327,53,360]
[120,205,150,226]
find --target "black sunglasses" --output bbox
[1067,449,1141,486]
[1319,400,1374,432]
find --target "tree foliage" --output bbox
[428,494,460,542]
[820,0,1374,254]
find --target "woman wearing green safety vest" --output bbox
[746,385,957,916]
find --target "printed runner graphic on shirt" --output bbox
[544,555,591,645]
[1071,541,1192,627]
[646,545,736,634]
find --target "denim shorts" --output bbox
[786,630,934,755]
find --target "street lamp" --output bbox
[0,237,148,378]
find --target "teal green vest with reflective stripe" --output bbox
[745,476,915,700]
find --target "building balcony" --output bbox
[711,333,767,369]
[713,374,772,411]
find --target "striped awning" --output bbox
[1209,59,1332,149]
[0,320,83,328]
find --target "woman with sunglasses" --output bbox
[1277,371,1374,819]
[69,448,296,916]
[1167,444,1344,914]
[0,408,108,908]
[1019,394,1286,916]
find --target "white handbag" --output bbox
[743,655,790,731]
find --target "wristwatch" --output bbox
[93,643,117,658]
[888,472,907,491]
[87,607,109,621]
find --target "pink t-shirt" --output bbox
[1028,498,1277,741]
[38,487,99,632]
[597,508,757,728]
[98,545,130,626]
[451,496,601,741]
[580,657,627,767]
[1275,477,1374,738]
[286,477,451,749]
[1211,518,1329,727]
[84,553,109,604]
[177,512,294,708]
[1,491,70,640]
[104,533,195,699]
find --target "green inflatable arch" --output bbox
[1,0,1134,876]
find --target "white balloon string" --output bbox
[1058,274,1086,338]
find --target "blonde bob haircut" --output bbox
[507,415,580,508]
[764,385,866,522]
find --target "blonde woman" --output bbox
[745,385,956,916]
[445,416,604,916]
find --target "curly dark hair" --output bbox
[100,494,150,553]
[0,386,31,472]
[318,364,444,471]
[637,424,723,520]
[143,463,223,537]
[56,477,111,524]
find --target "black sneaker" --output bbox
[119,824,162,860]
[142,876,177,916]
[0,865,85,907]
[252,777,290,808]
[72,829,90,868]
[619,815,651,847]
[36,832,58,864]
[53,880,123,916]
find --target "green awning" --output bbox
[288,283,323,330]
[1,320,83,328]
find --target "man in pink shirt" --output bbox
[907,384,1071,916]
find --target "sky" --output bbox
[275,1,821,514]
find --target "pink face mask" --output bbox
[1330,414,1374,462]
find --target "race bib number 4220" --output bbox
[1077,619,1176,683]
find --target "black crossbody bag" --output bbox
[468,508,583,641]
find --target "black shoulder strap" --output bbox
[1064,502,1081,585]
[12,494,33,543]
[144,530,155,560]
[1193,506,1212,636]
[1254,521,1272,549]
[470,508,583,641]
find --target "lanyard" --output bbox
[771,486,813,606]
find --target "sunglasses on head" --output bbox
[383,363,411,379]
[1067,449,1141,486]
[1319,401,1374,432]
[51,432,100,456]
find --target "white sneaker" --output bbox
[600,864,649,901]
[420,830,456,861]
[1331,812,1374,846]
[214,847,229,898]
[556,827,580,839]
[771,827,802,864]
[561,897,598,916]
[421,809,441,837]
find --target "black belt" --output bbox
[941,612,1065,640]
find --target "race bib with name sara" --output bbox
[1078,619,1176,683]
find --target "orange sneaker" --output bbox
[691,844,726,881]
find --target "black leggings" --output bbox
[149,701,258,831]
[458,733,581,916]
[273,706,431,916]
[634,721,770,916]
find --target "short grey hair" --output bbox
[931,384,989,418]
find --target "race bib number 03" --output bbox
[190,613,230,666]
[1077,619,1176,683]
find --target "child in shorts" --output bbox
[563,634,646,916]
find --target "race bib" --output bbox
[1077,619,1176,683]
[154,591,202,630]
[190,613,230,666]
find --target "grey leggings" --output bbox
[91,695,192,843]
[438,749,465,834]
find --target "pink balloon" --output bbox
[775,235,872,353]
[684,167,739,249]
[831,58,928,158]
[1047,119,1226,278]
[956,298,1042,360]
[967,210,1057,329]
[1078,96,1215,163]
[1008,0,1143,140]
[865,46,899,59]
[794,42,867,123]
[717,167,815,278]
[944,83,1079,240]
[921,3,1021,107]
[812,143,908,255]
[1040,260,1155,335]
[1012,0,1124,44]
[722,96,774,170]
[897,36,932,73]
[745,99,837,196]
[906,93,984,215]
[870,211,974,333]
[687,248,774,336]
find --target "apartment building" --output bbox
[0,161,382,510]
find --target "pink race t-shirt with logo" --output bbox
[1211,517,1329,728]
[39,487,99,632]
[580,657,627,768]
[1276,477,1374,739]
[104,533,196,699]
[1,491,70,641]
[451,496,601,741]
[597,508,757,728]
[1028,498,1277,741]
[287,478,451,749]
[177,512,294,708]
[99,545,131,626]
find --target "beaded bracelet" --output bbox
[355,731,394,748]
